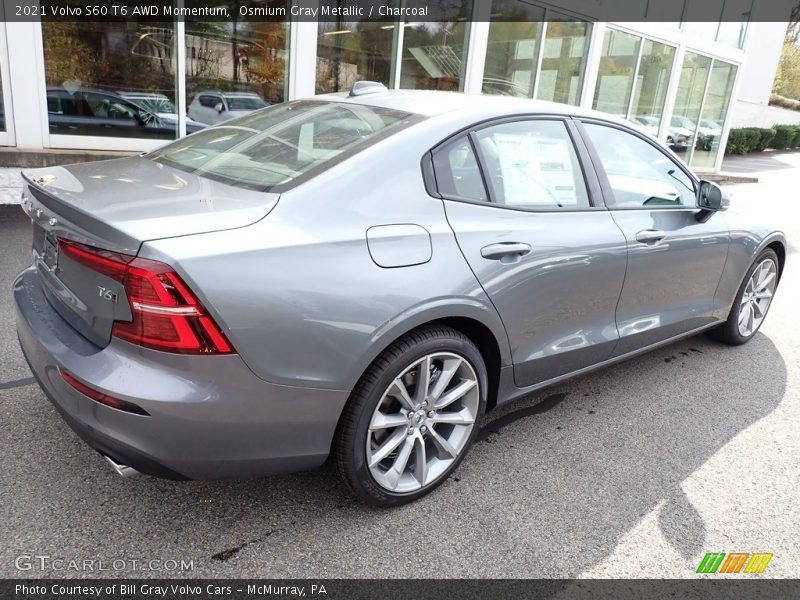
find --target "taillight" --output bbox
[58,238,234,355]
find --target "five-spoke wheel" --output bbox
[737,258,777,337]
[710,248,780,345]
[335,327,486,506]
[366,352,480,493]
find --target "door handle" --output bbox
[480,242,532,260]
[635,229,666,244]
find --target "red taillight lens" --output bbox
[58,238,234,355]
[59,368,150,416]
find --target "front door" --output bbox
[577,121,729,355]
[433,118,628,388]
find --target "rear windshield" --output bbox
[149,100,420,191]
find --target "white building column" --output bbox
[579,22,605,108]
[5,21,48,150]
[289,20,319,99]
[461,2,491,95]
[658,41,686,143]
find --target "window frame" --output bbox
[425,114,605,213]
[574,117,700,211]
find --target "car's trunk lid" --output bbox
[21,156,279,347]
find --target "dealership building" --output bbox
[0,0,792,173]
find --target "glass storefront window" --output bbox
[691,61,737,169]
[42,22,177,139]
[717,0,753,49]
[593,29,641,117]
[0,68,5,132]
[671,52,712,156]
[482,1,545,97]
[400,21,469,91]
[683,0,752,48]
[316,20,394,93]
[536,16,590,106]
[629,39,676,134]
[184,19,289,128]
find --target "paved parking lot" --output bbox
[1,153,798,579]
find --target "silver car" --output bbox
[15,85,785,506]
[187,90,269,126]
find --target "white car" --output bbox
[187,91,269,126]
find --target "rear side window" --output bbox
[149,101,420,191]
[474,120,590,210]
[432,137,487,201]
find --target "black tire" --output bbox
[334,326,487,507]
[708,248,779,345]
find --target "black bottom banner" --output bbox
[3,579,800,600]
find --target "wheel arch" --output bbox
[345,302,512,417]
[765,238,786,282]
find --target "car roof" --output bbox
[195,91,262,98]
[314,89,623,122]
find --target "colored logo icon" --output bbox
[696,552,773,574]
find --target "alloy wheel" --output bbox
[738,258,777,337]
[366,352,480,493]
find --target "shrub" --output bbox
[792,128,800,148]
[769,125,800,149]
[725,127,776,154]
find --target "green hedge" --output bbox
[725,128,775,154]
[725,125,800,154]
[771,125,800,149]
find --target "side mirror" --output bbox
[214,102,224,113]
[696,180,729,221]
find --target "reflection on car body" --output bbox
[16,85,785,507]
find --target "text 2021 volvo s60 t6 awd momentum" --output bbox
[15,84,785,506]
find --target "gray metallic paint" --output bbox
[14,91,786,480]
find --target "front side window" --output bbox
[475,120,589,210]
[149,101,418,191]
[582,123,695,208]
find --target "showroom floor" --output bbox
[0,153,798,578]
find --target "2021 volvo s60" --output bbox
[15,84,785,506]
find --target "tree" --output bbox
[42,23,97,86]
[773,41,800,99]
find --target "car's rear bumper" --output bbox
[14,266,349,480]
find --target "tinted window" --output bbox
[475,120,589,209]
[198,95,216,108]
[82,93,138,120]
[583,123,695,208]
[149,100,418,191]
[432,137,487,201]
[225,96,267,110]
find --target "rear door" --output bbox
[576,120,729,355]
[432,117,628,388]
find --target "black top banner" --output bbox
[3,0,799,23]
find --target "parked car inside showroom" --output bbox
[16,83,785,506]
[46,88,206,138]
[117,91,206,131]
[188,90,269,126]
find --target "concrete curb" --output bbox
[0,168,22,205]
